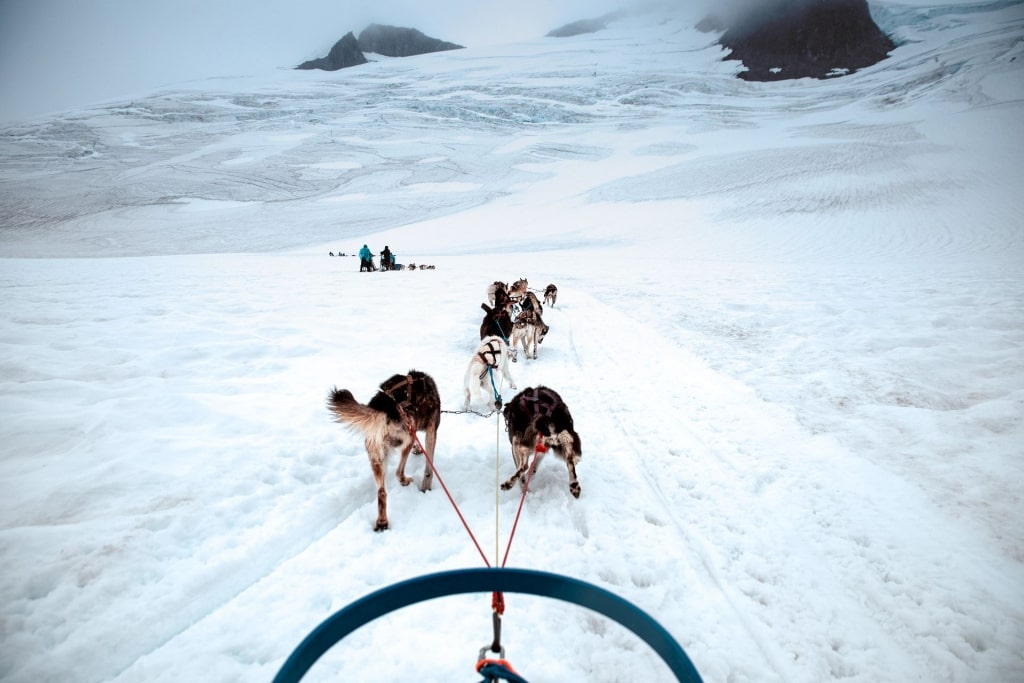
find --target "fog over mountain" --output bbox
[0,0,632,122]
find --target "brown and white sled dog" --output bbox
[463,336,517,411]
[544,284,558,307]
[511,308,549,360]
[521,290,543,317]
[327,370,441,531]
[508,278,529,301]
[501,386,582,498]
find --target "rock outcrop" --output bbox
[296,25,463,71]
[712,0,895,80]
[357,24,463,57]
[546,18,608,38]
[296,32,367,71]
[546,10,628,38]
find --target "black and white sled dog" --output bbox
[463,335,517,411]
[501,386,582,498]
[544,284,558,307]
[327,370,441,531]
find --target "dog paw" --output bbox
[570,482,581,498]
[399,476,413,486]
[374,520,390,532]
[501,481,515,491]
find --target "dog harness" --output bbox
[477,339,503,379]
[493,314,514,340]
[380,373,431,423]
[515,309,537,326]
[517,387,557,418]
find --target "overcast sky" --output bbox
[0,0,629,123]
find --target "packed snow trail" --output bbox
[542,284,1019,682]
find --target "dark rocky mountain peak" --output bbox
[296,31,367,71]
[546,10,629,38]
[296,25,463,72]
[713,0,896,81]
[357,24,464,57]
[547,18,609,37]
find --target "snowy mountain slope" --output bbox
[0,2,1017,260]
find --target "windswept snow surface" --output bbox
[1,3,1023,682]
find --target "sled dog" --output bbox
[501,386,582,498]
[508,278,529,301]
[521,290,543,317]
[511,308,549,360]
[463,336,517,410]
[327,370,441,531]
[480,302,515,341]
[487,281,508,307]
[544,284,558,307]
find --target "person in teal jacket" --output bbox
[358,244,374,271]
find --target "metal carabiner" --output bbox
[478,643,506,662]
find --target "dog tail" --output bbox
[327,387,389,443]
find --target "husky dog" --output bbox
[463,336,517,410]
[521,290,543,317]
[487,281,508,307]
[511,308,549,360]
[480,302,515,341]
[544,284,558,307]
[508,278,529,301]
[501,386,582,498]
[327,370,441,531]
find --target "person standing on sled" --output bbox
[359,244,374,272]
[381,245,393,271]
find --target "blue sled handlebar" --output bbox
[272,567,704,682]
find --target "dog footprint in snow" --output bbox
[644,512,667,527]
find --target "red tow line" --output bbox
[401,412,546,672]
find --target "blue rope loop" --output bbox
[487,366,502,409]
[272,567,705,683]
[478,660,530,683]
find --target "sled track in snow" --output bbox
[552,293,791,679]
